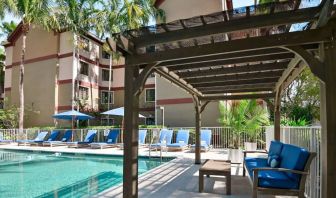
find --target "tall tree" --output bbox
[56,0,102,111]
[0,20,17,37]
[6,0,59,133]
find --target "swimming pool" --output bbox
[0,149,171,198]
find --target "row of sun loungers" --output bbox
[1,129,213,151]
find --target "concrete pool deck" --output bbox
[0,144,290,197]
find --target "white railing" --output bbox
[280,126,321,198]
[0,127,267,149]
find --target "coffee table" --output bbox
[199,159,231,195]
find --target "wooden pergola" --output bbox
[107,1,336,197]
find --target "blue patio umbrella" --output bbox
[53,110,94,141]
[101,107,145,118]
[53,110,94,120]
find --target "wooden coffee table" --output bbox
[199,159,231,195]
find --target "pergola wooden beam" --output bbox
[178,62,289,78]
[132,6,320,48]
[127,26,332,65]
[201,87,274,94]
[158,48,289,67]
[197,83,276,92]
[186,70,283,84]
[168,53,294,71]
[200,93,276,101]
[193,77,279,88]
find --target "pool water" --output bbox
[0,149,169,198]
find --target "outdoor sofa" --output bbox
[243,140,316,198]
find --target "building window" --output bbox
[101,91,114,104]
[79,86,89,100]
[146,117,155,125]
[80,37,90,51]
[101,117,114,126]
[145,88,155,102]
[102,50,110,59]
[80,61,89,76]
[102,69,113,82]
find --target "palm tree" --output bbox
[218,99,269,148]
[0,21,17,37]
[56,0,102,111]
[6,0,59,133]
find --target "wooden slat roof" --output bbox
[108,0,336,101]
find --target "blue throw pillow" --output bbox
[267,155,281,168]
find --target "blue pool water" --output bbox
[0,149,170,198]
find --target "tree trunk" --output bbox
[19,30,27,136]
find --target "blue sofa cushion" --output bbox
[268,141,283,156]
[245,157,268,178]
[245,157,299,190]
[280,144,310,182]
[267,155,281,168]
[258,170,299,189]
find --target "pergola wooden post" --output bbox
[123,64,140,198]
[107,2,336,197]
[318,41,336,198]
[193,95,202,164]
[274,91,281,141]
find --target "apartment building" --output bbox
[154,0,233,127]
[3,24,155,127]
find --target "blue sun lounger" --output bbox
[149,129,173,150]
[67,130,97,148]
[28,130,60,146]
[0,133,12,145]
[17,131,49,146]
[167,130,190,151]
[190,129,212,152]
[43,130,72,147]
[90,129,120,149]
[139,130,147,146]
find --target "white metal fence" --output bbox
[0,127,266,149]
[280,126,321,198]
[0,126,321,198]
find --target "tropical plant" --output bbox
[0,104,19,128]
[218,100,269,148]
[6,0,60,133]
[0,20,17,37]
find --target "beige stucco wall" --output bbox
[156,76,221,127]
[12,25,58,63]
[59,32,73,54]
[159,0,224,22]
[9,59,57,127]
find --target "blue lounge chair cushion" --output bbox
[245,157,268,178]
[83,130,97,143]
[279,144,309,182]
[47,131,60,141]
[34,132,48,141]
[106,129,120,144]
[159,129,173,144]
[268,141,283,156]
[191,130,212,149]
[61,130,73,142]
[167,130,189,148]
[139,130,147,144]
